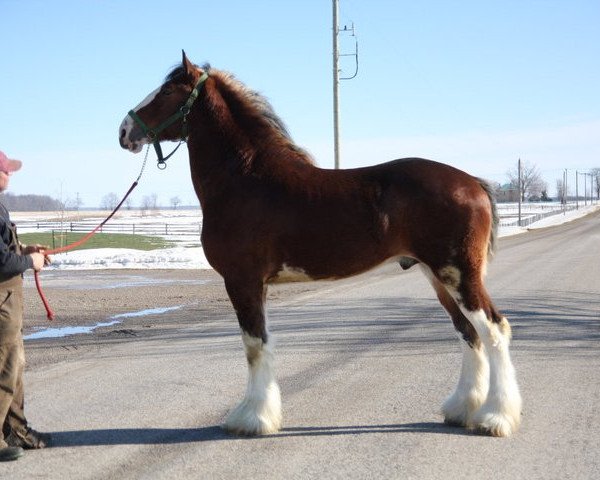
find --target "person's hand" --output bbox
[22,244,48,255]
[30,252,46,271]
[23,244,52,267]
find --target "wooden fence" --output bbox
[497,203,580,227]
[17,221,202,238]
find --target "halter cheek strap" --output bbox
[128,71,209,168]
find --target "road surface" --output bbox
[5,210,600,479]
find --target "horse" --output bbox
[119,51,522,437]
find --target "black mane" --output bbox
[164,62,211,83]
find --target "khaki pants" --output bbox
[0,276,27,448]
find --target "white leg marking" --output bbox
[419,265,490,426]
[443,336,489,427]
[223,331,282,435]
[463,310,522,437]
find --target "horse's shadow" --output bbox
[49,422,470,447]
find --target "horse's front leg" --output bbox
[222,277,282,436]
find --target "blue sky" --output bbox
[1,0,598,208]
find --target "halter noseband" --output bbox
[128,71,208,168]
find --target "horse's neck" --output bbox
[186,136,230,207]
[186,88,315,206]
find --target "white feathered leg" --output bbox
[443,337,489,427]
[223,331,282,435]
[463,310,522,437]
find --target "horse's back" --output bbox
[348,158,496,268]
[347,157,494,223]
[362,157,485,192]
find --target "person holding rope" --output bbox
[0,151,51,462]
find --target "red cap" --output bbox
[0,151,22,173]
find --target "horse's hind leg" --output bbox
[422,268,489,427]
[221,278,282,436]
[462,304,521,437]
[441,268,522,437]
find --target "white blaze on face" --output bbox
[119,86,162,153]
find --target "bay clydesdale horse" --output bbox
[119,52,521,437]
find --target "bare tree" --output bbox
[507,161,547,201]
[100,192,119,210]
[149,193,158,210]
[0,193,62,211]
[64,194,83,212]
[140,194,159,214]
[591,168,600,200]
[170,196,181,210]
[556,179,566,204]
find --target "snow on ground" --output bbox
[13,205,599,271]
[48,247,212,270]
[498,204,598,238]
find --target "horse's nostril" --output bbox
[120,129,126,139]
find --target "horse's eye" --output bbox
[162,86,174,96]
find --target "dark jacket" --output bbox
[0,203,33,282]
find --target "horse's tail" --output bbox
[478,178,499,259]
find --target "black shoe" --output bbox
[0,446,24,462]
[5,427,51,449]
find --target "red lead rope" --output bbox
[34,147,150,320]
[34,180,141,320]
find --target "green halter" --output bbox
[128,71,208,168]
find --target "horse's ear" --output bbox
[182,50,193,76]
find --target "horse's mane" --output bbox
[204,66,293,140]
[189,64,316,172]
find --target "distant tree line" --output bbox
[102,192,184,212]
[493,160,600,203]
[0,192,63,211]
[1,191,192,212]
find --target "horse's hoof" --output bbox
[222,414,281,436]
[469,412,520,437]
[442,390,486,428]
[222,397,282,436]
[443,416,467,428]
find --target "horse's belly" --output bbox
[269,263,333,284]
[268,250,400,285]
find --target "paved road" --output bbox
[5,211,600,479]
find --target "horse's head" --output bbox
[119,51,207,156]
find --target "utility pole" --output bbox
[563,169,568,212]
[585,173,590,205]
[576,171,579,209]
[332,0,340,169]
[332,0,358,169]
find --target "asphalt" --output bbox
[3,210,599,479]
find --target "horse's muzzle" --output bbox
[119,118,145,153]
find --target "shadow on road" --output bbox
[501,290,600,351]
[48,421,472,446]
